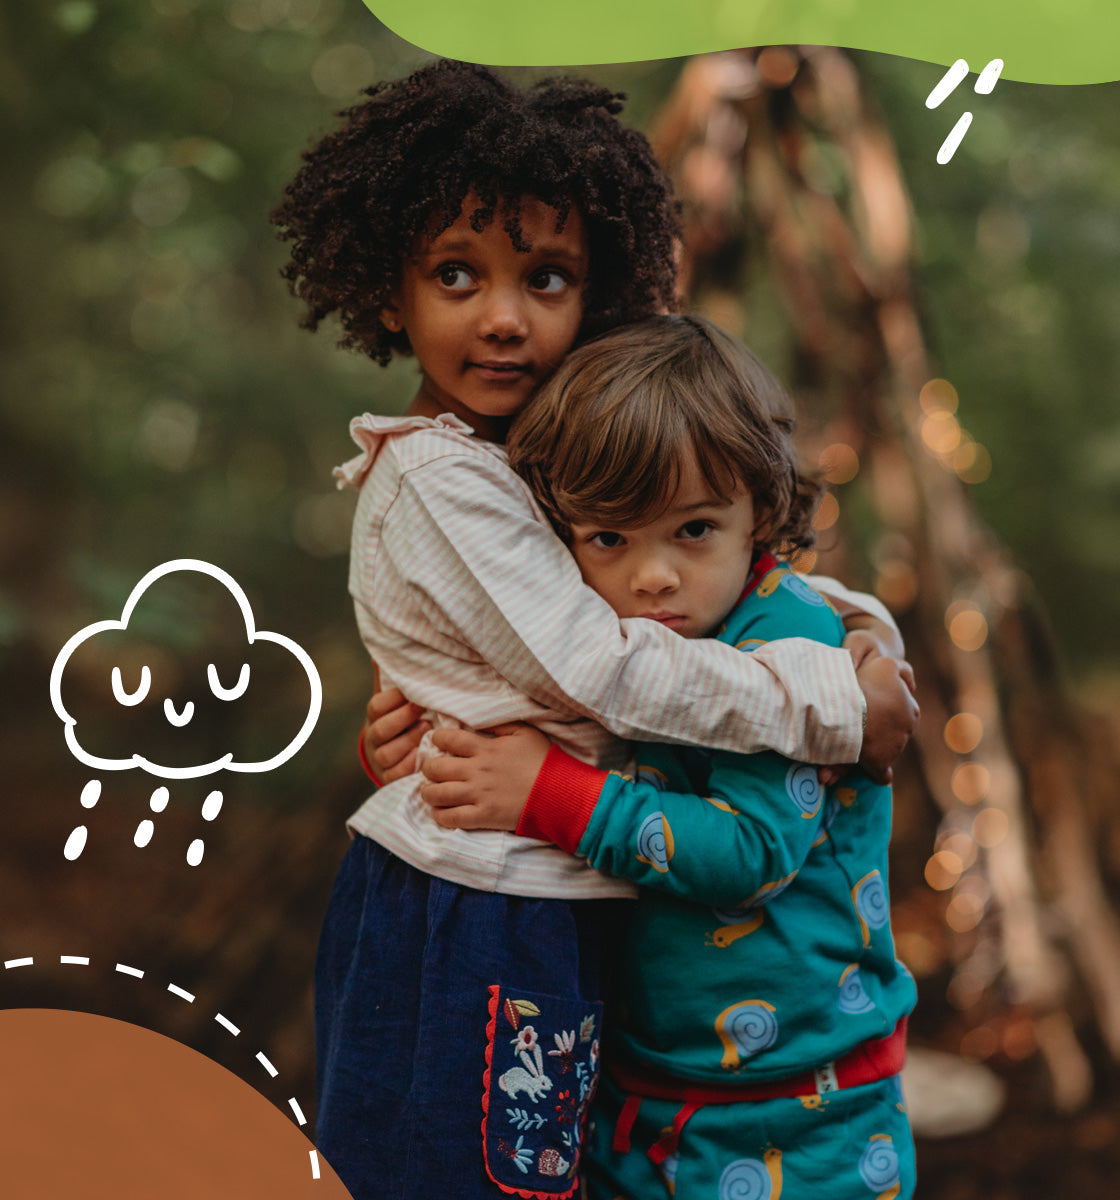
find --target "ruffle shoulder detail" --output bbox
[333,411,475,489]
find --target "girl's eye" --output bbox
[589,530,624,549]
[529,269,568,294]
[437,265,473,290]
[679,520,714,540]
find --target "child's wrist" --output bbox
[515,746,607,852]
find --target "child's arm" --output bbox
[362,583,914,784]
[420,578,884,906]
[420,725,830,910]
[370,453,917,770]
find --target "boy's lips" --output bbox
[641,611,687,630]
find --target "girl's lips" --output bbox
[469,361,531,381]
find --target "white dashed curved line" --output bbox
[2,954,318,1180]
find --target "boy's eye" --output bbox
[436,265,473,290]
[529,269,568,294]
[679,519,714,540]
[588,530,625,549]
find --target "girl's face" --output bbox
[384,194,589,441]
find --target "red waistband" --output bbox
[609,1017,908,1105]
[609,1019,908,1163]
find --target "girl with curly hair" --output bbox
[272,59,915,1200]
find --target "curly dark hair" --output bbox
[271,59,681,365]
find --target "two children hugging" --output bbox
[272,58,918,1200]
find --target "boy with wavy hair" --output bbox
[421,315,918,1200]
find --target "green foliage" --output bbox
[857,53,1120,677]
[1,1,430,787]
[3,9,1117,799]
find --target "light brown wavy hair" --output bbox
[507,314,820,554]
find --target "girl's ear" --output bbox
[380,304,403,333]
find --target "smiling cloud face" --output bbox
[50,560,321,780]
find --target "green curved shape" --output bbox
[360,0,1116,85]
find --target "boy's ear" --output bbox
[752,507,776,547]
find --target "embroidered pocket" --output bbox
[482,984,603,1198]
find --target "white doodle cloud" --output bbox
[49,559,322,780]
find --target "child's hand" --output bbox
[817,621,915,787]
[855,656,920,785]
[842,615,907,668]
[419,723,551,831]
[362,686,431,784]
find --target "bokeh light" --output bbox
[944,712,984,754]
[812,492,839,531]
[972,806,1010,848]
[951,762,991,805]
[946,602,989,651]
[919,378,959,415]
[925,849,964,891]
[818,442,859,485]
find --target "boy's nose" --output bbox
[632,558,679,595]
[479,289,530,340]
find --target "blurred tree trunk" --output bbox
[650,46,1120,1111]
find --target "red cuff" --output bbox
[357,729,381,789]
[515,745,609,853]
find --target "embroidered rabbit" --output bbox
[499,1037,553,1102]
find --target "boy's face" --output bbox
[568,455,760,639]
[384,194,589,440]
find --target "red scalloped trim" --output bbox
[480,985,578,1200]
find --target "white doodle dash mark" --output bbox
[925,58,970,109]
[975,59,1005,95]
[937,114,974,165]
[925,58,1004,165]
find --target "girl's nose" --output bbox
[479,289,530,341]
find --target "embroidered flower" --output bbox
[513,1025,538,1054]
[548,1028,577,1073]
[589,1038,600,1070]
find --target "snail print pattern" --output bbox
[715,1000,779,1070]
[780,573,828,607]
[635,811,674,873]
[785,764,823,819]
[851,871,890,947]
[717,1147,783,1200]
[858,1134,901,1199]
[837,965,876,1015]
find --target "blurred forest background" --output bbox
[3,2,1120,1197]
